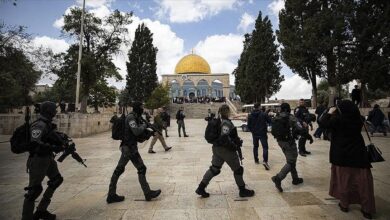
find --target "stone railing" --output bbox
[0,113,113,138]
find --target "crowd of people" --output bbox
[15,96,390,219]
[172,96,226,104]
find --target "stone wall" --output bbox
[0,113,112,138]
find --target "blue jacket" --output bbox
[247,110,271,137]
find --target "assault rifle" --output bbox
[54,132,87,167]
[140,117,162,136]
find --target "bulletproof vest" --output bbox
[271,113,292,141]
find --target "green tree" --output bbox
[0,25,42,112]
[126,23,158,102]
[88,80,117,113]
[56,8,132,112]
[145,84,170,110]
[247,12,283,103]
[233,34,255,103]
[234,12,283,103]
[277,0,324,108]
[346,0,390,106]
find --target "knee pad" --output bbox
[209,165,221,176]
[47,174,63,189]
[24,185,43,201]
[137,165,147,175]
[114,166,125,176]
[234,166,244,176]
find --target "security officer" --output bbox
[294,99,312,156]
[107,101,161,203]
[271,103,305,192]
[22,101,64,220]
[176,107,188,137]
[196,104,254,198]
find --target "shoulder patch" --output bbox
[222,125,230,134]
[129,120,137,128]
[31,129,42,139]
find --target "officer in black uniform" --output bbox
[196,104,254,198]
[271,103,306,192]
[22,101,64,220]
[294,99,312,156]
[107,101,161,203]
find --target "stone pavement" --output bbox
[0,119,389,220]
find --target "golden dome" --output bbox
[175,54,211,74]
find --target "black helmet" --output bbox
[132,101,144,115]
[280,103,291,113]
[40,101,57,119]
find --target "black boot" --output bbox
[292,178,303,185]
[239,186,255,197]
[106,194,125,204]
[33,210,56,220]
[145,189,161,201]
[271,176,283,192]
[195,182,210,198]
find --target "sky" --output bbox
[0,0,313,99]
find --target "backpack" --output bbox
[271,114,291,141]
[204,118,221,144]
[112,114,126,140]
[10,122,31,154]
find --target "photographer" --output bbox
[320,100,375,219]
[196,105,254,198]
[107,101,161,203]
[22,101,64,220]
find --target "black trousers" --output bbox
[108,145,150,196]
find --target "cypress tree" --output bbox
[245,11,283,103]
[126,23,158,102]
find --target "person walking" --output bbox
[319,100,375,219]
[313,102,327,139]
[351,85,361,107]
[149,108,172,153]
[270,103,306,192]
[294,99,312,156]
[160,107,170,137]
[107,101,161,203]
[176,107,188,137]
[22,101,65,220]
[195,105,254,198]
[247,103,271,170]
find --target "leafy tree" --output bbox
[234,12,283,103]
[56,8,132,112]
[346,0,390,106]
[88,80,117,113]
[0,25,42,112]
[233,34,255,103]
[277,0,324,108]
[145,83,170,110]
[126,23,158,102]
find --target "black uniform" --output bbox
[107,102,160,202]
[176,109,187,137]
[294,106,311,155]
[22,101,63,220]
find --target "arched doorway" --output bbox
[197,79,209,97]
[182,79,195,98]
[170,80,180,98]
[211,80,223,98]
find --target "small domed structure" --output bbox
[174,54,211,74]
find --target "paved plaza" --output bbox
[0,119,389,220]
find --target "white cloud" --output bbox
[268,0,285,17]
[155,0,238,23]
[32,36,70,54]
[53,6,76,29]
[90,5,111,18]
[237,12,255,32]
[195,34,244,84]
[272,74,312,100]
[108,16,185,89]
